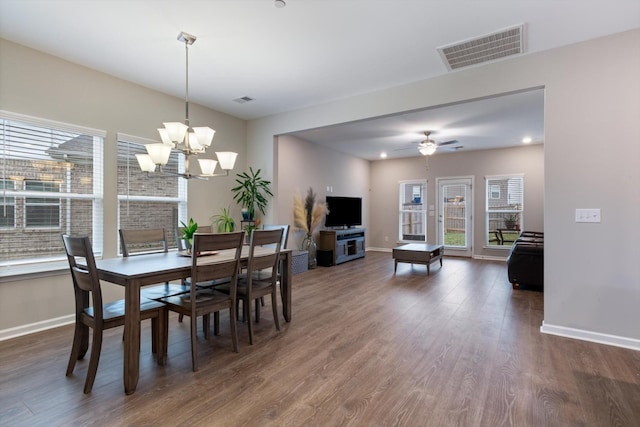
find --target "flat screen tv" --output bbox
[324,196,362,228]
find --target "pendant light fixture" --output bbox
[136,32,238,179]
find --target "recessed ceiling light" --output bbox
[522,137,532,143]
[380,152,387,158]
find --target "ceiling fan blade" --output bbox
[393,145,418,151]
[439,145,463,152]
[436,139,458,146]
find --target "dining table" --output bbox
[94,247,293,395]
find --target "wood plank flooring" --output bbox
[1,252,639,426]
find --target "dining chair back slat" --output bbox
[177,225,213,251]
[262,224,289,249]
[119,228,168,256]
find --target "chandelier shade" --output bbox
[192,127,215,148]
[162,122,189,145]
[145,143,172,165]
[135,153,156,172]
[197,158,218,175]
[139,31,238,179]
[216,152,238,170]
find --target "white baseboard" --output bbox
[0,314,74,342]
[540,321,640,351]
[366,247,392,253]
[473,254,508,261]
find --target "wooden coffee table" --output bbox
[393,243,444,275]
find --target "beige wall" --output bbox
[248,29,640,346]
[276,135,370,248]
[0,38,247,334]
[276,137,543,257]
[369,144,544,255]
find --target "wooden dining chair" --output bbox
[61,234,168,393]
[119,228,189,300]
[157,231,244,372]
[258,224,289,306]
[175,225,222,322]
[218,228,283,345]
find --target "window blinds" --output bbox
[485,174,524,243]
[116,135,187,252]
[0,111,104,268]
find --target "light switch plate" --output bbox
[575,208,601,223]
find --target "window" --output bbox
[490,184,501,199]
[486,175,524,246]
[116,134,187,254]
[0,111,104,270]
[399,180,426,242]
[0,179,16,228]
[24,180,61,228]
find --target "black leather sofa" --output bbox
[506,231,543,290]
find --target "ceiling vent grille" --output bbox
[233,96,255,104]
[437,24,525,71]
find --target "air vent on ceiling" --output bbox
[233,96,255,104]
[437,24,525,71]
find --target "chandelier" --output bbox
[136,32,237,179]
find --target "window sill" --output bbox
[0,261,70,283]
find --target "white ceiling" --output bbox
[1,1,638,159]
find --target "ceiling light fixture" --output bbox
[136,32,237,179]
[417,131,438,156]
[275,0,286,8]
[418,142,437,156]
[522,136,532,143]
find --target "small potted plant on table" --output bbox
[179,218,198,253]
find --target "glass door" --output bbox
[437,177,473,257]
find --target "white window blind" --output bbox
[0,111,104,270]
[116,134,187,253]
[399,180,426,242]
[485,174,524,246]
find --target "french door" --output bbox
[437,177,473,257]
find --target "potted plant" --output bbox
[242,218,261,243]
[211,207,236,232]
[231,167,273,220]
[179,218,198,252]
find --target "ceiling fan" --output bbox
[416,131,461,156]
[396,131,462,156]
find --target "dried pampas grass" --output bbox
[293,187,328,233]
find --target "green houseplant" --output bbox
[211,207,236,232]
[179,218,198,251]
[231,167,273,220]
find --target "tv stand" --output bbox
[319,228,365,265]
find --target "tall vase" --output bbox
[301,232,317,269]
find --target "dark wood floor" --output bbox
[1,252,639,426]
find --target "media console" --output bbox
[318,228,366,265]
